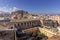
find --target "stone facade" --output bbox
[0,30,16,40]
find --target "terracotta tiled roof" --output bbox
[47,38,58,40]
[47,33,60,40]
[57,26,60,28]
[56,34,60,36]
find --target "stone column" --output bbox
[15,30,17,40]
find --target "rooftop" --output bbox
[10,18,40,22]
[0,24,17,31]
[47,34,60,40]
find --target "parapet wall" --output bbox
[21,27,57,38]
[38,27,57,37]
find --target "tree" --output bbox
[35,32,48,40]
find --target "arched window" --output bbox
[18,23,20,26]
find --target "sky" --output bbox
[0,0,60,14]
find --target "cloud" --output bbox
[0,7,11,12]
[0,7,20,13]
[12,7,18,11]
